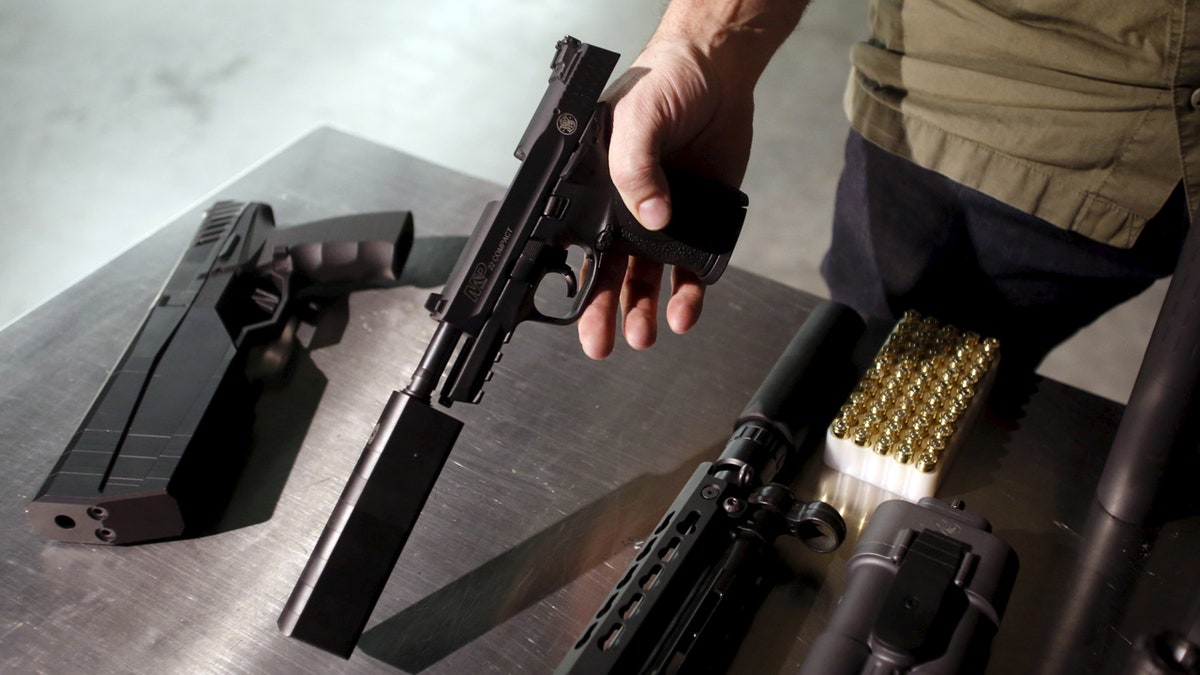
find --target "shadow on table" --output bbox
[193,235,469,538]
[191,301,345,537]
[358,444,722,672]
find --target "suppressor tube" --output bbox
[716,301,865,487]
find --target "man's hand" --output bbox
[578,0,807,359]
[579,40,750,359]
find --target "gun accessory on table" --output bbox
[799,497,1019,675]
[27,200,414,545]
[278,35,749,657]
[556,300,865,674]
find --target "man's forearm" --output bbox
[652,0,808,92]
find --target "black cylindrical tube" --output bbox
[278,390,463,657]
[719,301,864,485]
[1096,213,1200,524]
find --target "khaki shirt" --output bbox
[845,0,1200,247]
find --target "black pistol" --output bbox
[278,36,748,658]
[27,201,413,545]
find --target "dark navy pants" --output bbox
[821,131,1190,375]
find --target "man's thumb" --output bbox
[608,106,672,231]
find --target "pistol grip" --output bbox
[609,166,748,284]
[267,211,415,290]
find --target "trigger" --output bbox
[555,265,579,298]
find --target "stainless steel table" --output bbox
[2,127,1196,674]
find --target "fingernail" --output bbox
[637,197,669,230]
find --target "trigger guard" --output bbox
[528,248,601,326]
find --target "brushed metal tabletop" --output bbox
[2,127,1196,674]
